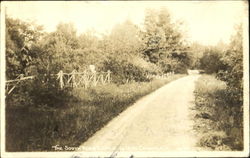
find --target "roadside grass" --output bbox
[193,75,243,151]
[6,74,185,151]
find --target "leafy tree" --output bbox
[217,24,243,104]
[106,20,143,58]
[78,30,100,49]
[100,19,160,83]
[199,47,225,74]
[188,42,207,69]
[77,31,107,70]
[215,24,244,149]
[141,8,191,73]
[55,22,79,49]
[6,18,73,108]
[6,17,43,79]
[38,22,81,73]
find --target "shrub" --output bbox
[199,48,226,74]
[102,57,151,84]
[6,75,73,109]
[194,75,243,150]
[216,25,243,105]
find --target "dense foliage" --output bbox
[6,18,43,79]
[6,8,192,108]
[217,25,244,105]
[194,75,243,150]
[141,8,192,73]
[190,24,243,108]
[199,47,226,74]
[192,25,244,151]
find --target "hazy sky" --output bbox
[3,1,247,46]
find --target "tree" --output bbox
[101,20,156,83]
[38,22,80,73]
[188,42,207,69]
[217,24,243,104]
[199,47,225,74]
[6,17,43,79]
[215,24,244,149]
[77,30,107,70]
[106,20,143,58]
[141,8,191,73]
[142,9,165,64]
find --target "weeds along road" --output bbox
[80,75,201,152]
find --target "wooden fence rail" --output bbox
[56,70,111,89]
[5,70,111,94]
[5,70,175,94]
[146,71,175,79]
[6,74,35,94]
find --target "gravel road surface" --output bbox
[80,75,200,153]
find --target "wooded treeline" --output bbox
[6,8,192,84]
[192,24,243,106]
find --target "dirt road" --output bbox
[80,75,200,152]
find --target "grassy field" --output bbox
[193,75,243,151]
[6,74,185,151]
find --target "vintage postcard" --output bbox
[0,1,249,157]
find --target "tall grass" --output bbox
[193,75,243,150]
[6,74,185,151]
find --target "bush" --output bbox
[6,75,73,108]
[194,75,243,150]
[102,57,151,84]
[216,25,243,105]
[199,48,226,74]
[194,27,244,150]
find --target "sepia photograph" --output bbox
[0,1,249,157]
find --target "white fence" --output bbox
[146,71,175,79]
[5,69,111,94]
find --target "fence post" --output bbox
[100,74,104,84]
[107,70,111,83]
[57,70,64,89]
[93,72,97,86]
[7,74,24,94]
[84,71,89,89]
[72,69,76,88]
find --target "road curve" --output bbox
[80,75,200,152]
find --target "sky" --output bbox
[3,1,248,46]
